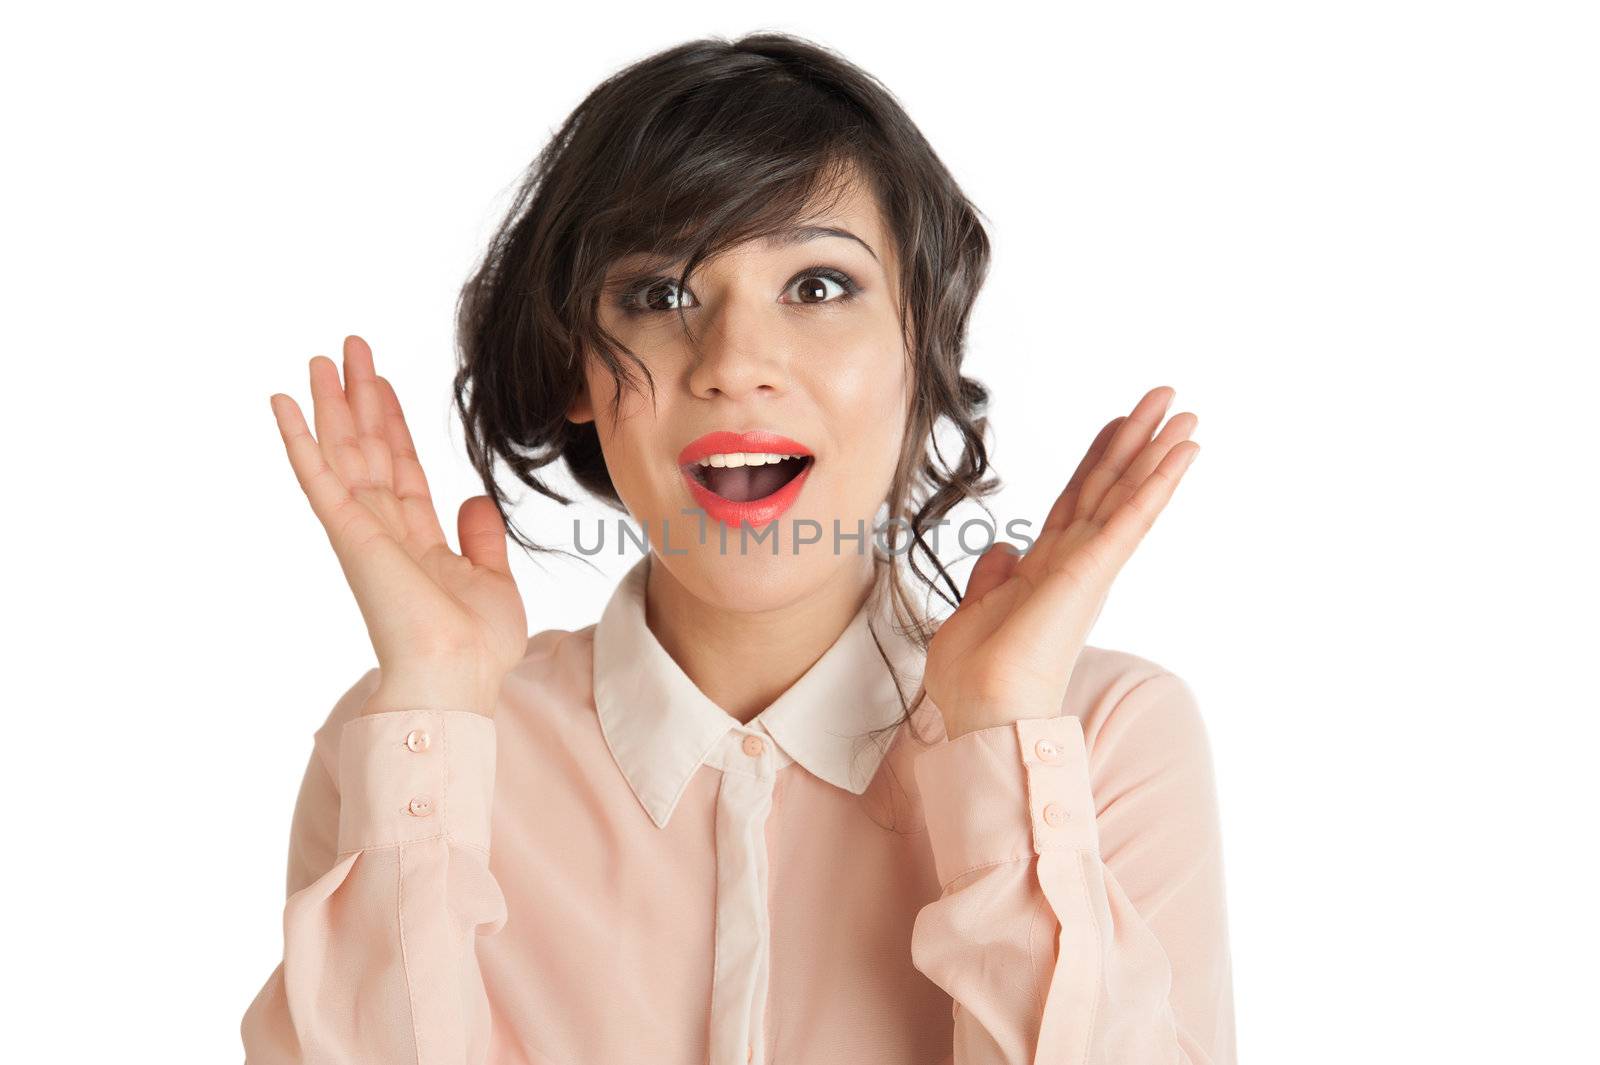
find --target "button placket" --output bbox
[709,738,777,1065]
[336,708,499,854]
[1016,715,1095,853]
[402,723,436,819]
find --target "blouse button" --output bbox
[741,735,765,757]
[1042,801,1068,826]
[404,728,431,753]
[407,795,434,817]
[1034,737,1061,762]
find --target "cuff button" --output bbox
[404,728,432,753]
[1034,737,1061,762]
[1042,801,1068,826]
[407,795,435,817]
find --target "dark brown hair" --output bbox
[453,32,999,752]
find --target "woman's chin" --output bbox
[650,540,867,613]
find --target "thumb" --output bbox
[458,496,511,577]
[965,540,1021,604]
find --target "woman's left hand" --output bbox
[923,386,1200,739]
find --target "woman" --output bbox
[243,32,1234,1065]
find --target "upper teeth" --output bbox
[696,452,805,468]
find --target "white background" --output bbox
[3,2,1595,1060]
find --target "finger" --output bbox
[274,389,430,626]
[349,376,395,489]
[343,336,393,489]
[342,333,377,393]
[1088,411,1197,527]
[964,540,1021,604]
[270,392,354,528]
[309,354,370,489]
[1093,441,1200,570]
[374,374,446,546]
[458,496,512,578]
[1040,416,1123,537]
[1072,386,1174,524]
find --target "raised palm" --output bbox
[923,386,1199,737]
[269,336,527,691]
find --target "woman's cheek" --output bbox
[838,352,908,511]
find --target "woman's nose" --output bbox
[685,298,791,400]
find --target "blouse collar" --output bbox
[592,552,927,828]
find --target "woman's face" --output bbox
[569,176,911,612]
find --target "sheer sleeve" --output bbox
[910,669,1235,1065]
[240,669,507,1064]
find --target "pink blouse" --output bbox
[240,553,1235,1064]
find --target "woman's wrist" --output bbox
[942,694,1065,740]
[942,711,1018,741]
[361,659,506,718]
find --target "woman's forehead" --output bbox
[603,175,891,278]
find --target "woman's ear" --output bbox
[567,379,595,424]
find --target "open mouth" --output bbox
[676,430,815,525]
[684,453,814,503]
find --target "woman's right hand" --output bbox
[269,335,527,717]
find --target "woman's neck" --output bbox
[643,553,881,725]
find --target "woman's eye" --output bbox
[628,278,696,313]
[621,267,857,314]
[784,270,855,305]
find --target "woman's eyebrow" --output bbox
[603,225,879,284]
[764,225,879,263]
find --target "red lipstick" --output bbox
[677,430,814,528]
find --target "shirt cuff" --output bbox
[914,715,1100,889]
[335,709,497,855]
